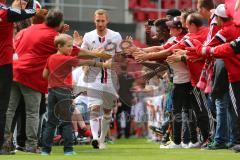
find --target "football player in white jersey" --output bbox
[81,9,122,149]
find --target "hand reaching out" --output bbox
[73,30,83,46]
[166,53,181,64]
[134,52,149,62]
[61,24,70,33]
[93,48,112,60]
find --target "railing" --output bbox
[39,0,197,22]
[39,0,117,10]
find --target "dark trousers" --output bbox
[230,82,240,143]
[182,112,190,144]
[172,82,198,145]
[42,88,73,153]
[191,87,210,142]
[0,64,13,148]
[116,101,131,138]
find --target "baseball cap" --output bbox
[214,4,228,18]
[166,16,183,28]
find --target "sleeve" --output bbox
[115,32,123,53]
[167,41,185,51]
[208,28,232,47]
[163,38,180,49]
[45,57,50,70]
[7,0,36,22]
[80,33,90,50]
[70,45,81,56]
[162,42,174,49]
[68,57,80,67]
[213,43,236,58]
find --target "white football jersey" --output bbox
[81,28,122,92]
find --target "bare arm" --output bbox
[142,46,164,52]
[78,48,112,60]
[42,68,49,79]
[78,60,112,69]
[134,48,172,62]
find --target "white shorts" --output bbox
[87,84,118,109]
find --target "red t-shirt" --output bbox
[13,23,58,93]
[14,28,28,58]
[45,54,80,89]
[0,9,14,66]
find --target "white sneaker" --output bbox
[161,141,182,149]
[181,142,189,149]
[188,142,201,148]
[160,141,172,148]
[99,142,106,149]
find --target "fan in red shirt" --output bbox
[187,4,240,98]
[164,13,209,87]
[0,0,36,154]
[187,3,240,152]
[165,12,211,145]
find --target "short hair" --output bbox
[94,9,109,19]
[154,18,168,28]
[187,13,203,27]
[54,34,72,47]
[32,9,48,24]
[181,9,196,22]
[198,0,214,10]
[166,9,181,18]
[45,9,63,28]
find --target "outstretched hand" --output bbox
[93,48,112,60]
[166,53,181,64]
[61,24,70,33]
[134,52,149,63]
[73,30,83,46]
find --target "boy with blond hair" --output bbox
[41,34,110,155]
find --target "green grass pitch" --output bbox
[0,138,239,160]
